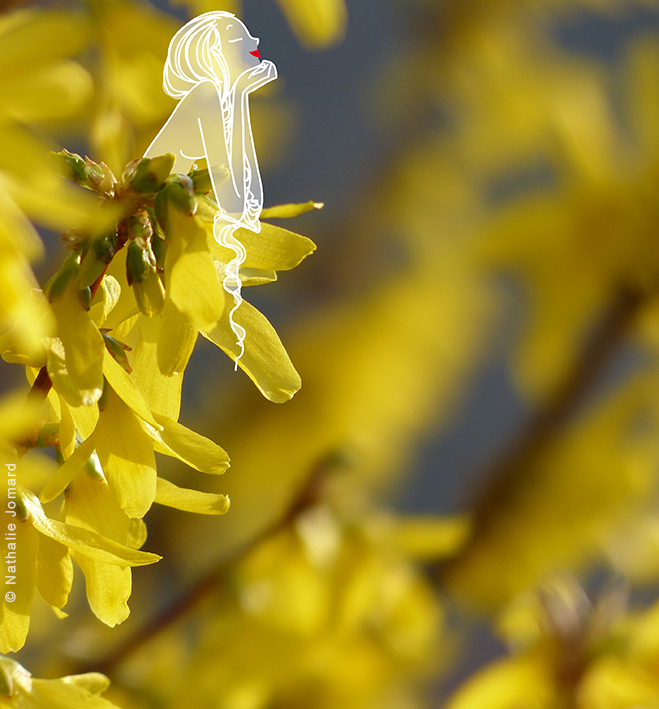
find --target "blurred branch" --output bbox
[440,285,644,575]
[75,452,335,677]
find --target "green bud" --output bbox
[102,332,132,372]
[130,154,175,193]
[97,161,118,196]
[150,230,166,266]
[61,226,92,251]
[49,149,86,182]
[189,166,213,194]
[150,153,176,183]
[165,175,197,217]
[78,286,92,310]
[83,160,105,188]
[126,210,153,241]
[78,232,116,289]
[126,240,156,286]
[122,158,140,184]
[79,157,116,195]
[146,206,165,241]
[44,251,81,302]
[154,188,169,236]
[134,269,165,317]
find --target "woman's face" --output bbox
[218,19,261,75]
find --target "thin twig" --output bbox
[439,285,644,577]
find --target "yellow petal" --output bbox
[36,533,72,610]
[28,674,119,708]
[103,249,140,337]
[167,212,224,331]
[0,60,92,124]
[208,221,316,272]
[150,413,229,474]
[0,125,96,231]
[0,518,38,653]
[94,387,157,518]
[47,280,105,407]
[445,655,554,709]
[155,477,229,515]
[203,299,301,403]
[40,433,96,504]
[237,267,278,286]
[25,490,160,567]
[0,390,43,445]
[60,672,110,695]
[131,314,182,420]
[65,470,134,626]
[157,298,197,376]
[260,201,324,219]
[89,275,121,328]
[69,399,99,440]
[0,9,91,76]
[58,395,76,460]
[102,348,159,428]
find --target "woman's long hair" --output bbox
[163,11,233,101]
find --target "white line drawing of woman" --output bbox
[144,11,277,366]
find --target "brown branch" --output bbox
[439,284,645,577]
[79,453,335,677]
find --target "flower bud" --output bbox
[97,161,118,197]
[83,159,105,189]
[79,158,116,194]
[126,240,156,286]
[61,226,92,251]
[134,269,165,317]
[164,174,197,217]
[154,188,169,236]
[102,332,132,372]
[150,230,166,267]
[44,252,81,302]
[77,287,92,310]
[130,154,176,193]
[49,149,86,182]
[78,231,116,289]
[126,210,153,241]
[190,166,213,194]
[146,206,165,241]
[122,158,140,184]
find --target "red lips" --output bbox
[249,49,261,58]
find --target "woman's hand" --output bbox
[235,60,277,95]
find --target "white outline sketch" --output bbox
[144,11,277,368]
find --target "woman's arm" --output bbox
[209,61,276,224]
